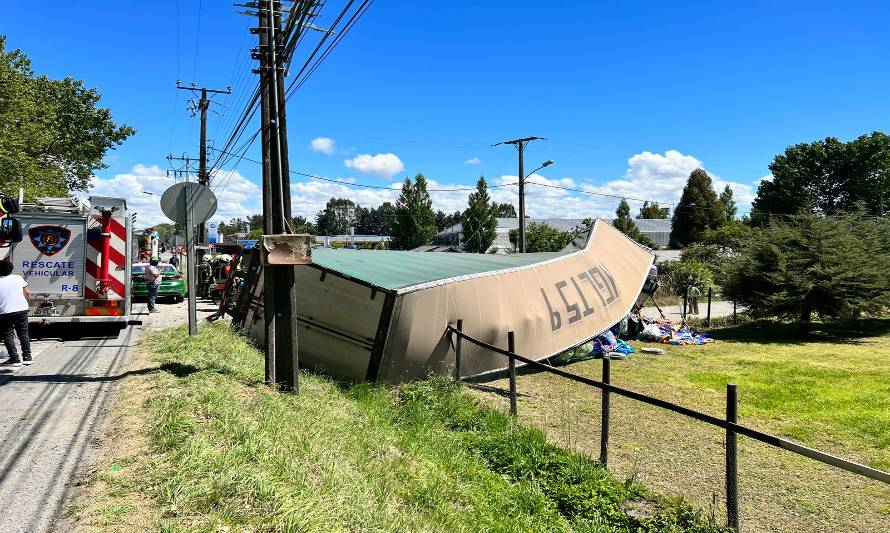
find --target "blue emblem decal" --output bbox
[29,226,71,256]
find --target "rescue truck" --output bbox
[5,197,133,324]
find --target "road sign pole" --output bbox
[160,181,217,336]
[185,186,198,336]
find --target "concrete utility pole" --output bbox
[165,153,194,182]
[176,82,231,247]
[492,137,547,252]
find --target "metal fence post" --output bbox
[600,354,611,465]
[507,331,517,417]
[726,383,740,531]
[682,286,689,320]
[706,287,713,326]
[454,319,463,381]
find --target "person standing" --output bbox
[0,259,32,368]
[144,258,163,314]
[688,284,701,315]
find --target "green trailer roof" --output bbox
[311,248,567,290]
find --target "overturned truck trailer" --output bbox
[234,219,654,383]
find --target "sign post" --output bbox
[184,196,197,334]
[161,182,217,336]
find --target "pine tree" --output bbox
[670,168,724,247]
[461,176,498,253]
[392,174,437,250]
[719,185,737,222]
[613,199,654,247]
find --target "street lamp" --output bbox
[518,159,555,253]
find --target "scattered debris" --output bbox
[638,319,715,345]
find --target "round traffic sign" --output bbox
[160,182,217,224]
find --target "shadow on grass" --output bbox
[710,317,890,345]
[160,361,203,378]
[0,361,202,385]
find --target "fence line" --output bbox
[446,323,890,530]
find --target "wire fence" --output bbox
[446,321,890,531]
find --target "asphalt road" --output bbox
[0,298,216,533]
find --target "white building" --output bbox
[430,217,672,253]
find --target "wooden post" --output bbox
[600,354,611,465]
[454,319,463,381]
[726,383,740,530]
[507,331,517,417]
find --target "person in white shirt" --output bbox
[143,258,163,313]
[0,259,31,368]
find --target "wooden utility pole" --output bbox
[253,0,300,392]
[492,136,545,252]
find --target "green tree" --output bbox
[247,214,264,232]
[670,168,724,247]
[724,213,889,321]
[719,185,737,222]
[508,222,574,252]
[613,198,654,247]
[493,202,517,218]
[291,215,316,235]
[700,220,757,254]
[637,201,667,219]
[392,174,437,250]
[461,176,498,253]
[434,210,448,231]
[0,36,134,199]
[315,198,358,235]
[358,202,397,235]
[752,132,890,222]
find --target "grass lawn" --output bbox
[469,318,890,532]
[66,323,729,533]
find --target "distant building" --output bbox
[630,218,672,248]
[315,235,392,248]
[431,217,672,253]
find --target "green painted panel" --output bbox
[311,248,566,290]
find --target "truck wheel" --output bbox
[176,295,184,303]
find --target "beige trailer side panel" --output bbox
[379,221,653,382]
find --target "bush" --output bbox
[657,260,714,296]
[724,213,890,321]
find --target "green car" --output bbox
[131,263,186,302]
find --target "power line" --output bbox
[191,0,203,80]
[287,0,374,98]
[527,181,673,206]
[207,146,519,192]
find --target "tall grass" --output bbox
[100,323,728,532]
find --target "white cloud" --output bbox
[465,156,481,165]
[344,153,405,179]
[576,149,758,215]
[309,137,335,155]
[87,164,261,228]
[288,147,766,229]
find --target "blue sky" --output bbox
[4,1,890,226]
